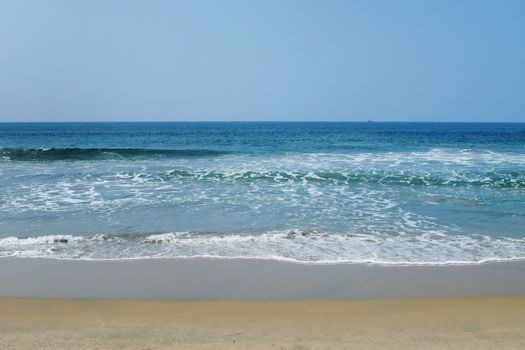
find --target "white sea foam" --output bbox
[1,148,523,261]
[2,155,522,215]
[1,230,525,265]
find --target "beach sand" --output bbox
[2,258,525,349]
[1,296,525,349]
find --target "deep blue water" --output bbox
[1,122,524,264]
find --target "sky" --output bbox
[0,0,524,122]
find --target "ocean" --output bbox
[0,122,524,264]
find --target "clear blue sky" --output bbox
[0,0,524,122]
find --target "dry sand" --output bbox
[1,296,525,350]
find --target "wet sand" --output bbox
[1,257,525,299]
[1,296,525,349]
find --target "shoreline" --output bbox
[1,257,525,299]
[5,254,525,266]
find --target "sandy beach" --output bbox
[1,296,524,349]
[1,258,525,348]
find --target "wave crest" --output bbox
[0,148,229,161]
[160,169,525,189]
[2,230,525,265]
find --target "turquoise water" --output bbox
[0,122,524,264]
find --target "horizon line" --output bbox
[1,120,525,124]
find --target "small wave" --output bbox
[159,169,525,189]
[0,234,109,245]
[0,148,229,161]
[2,230,525,265]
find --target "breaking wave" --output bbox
[1,230,525,265]
[159,169,525,189]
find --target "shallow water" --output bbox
[1,122,524,264]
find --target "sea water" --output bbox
[0,122,524,264]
